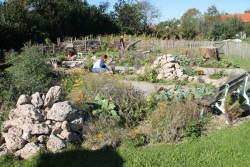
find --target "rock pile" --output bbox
[151,54,223,86]
[0,86,83,159]
[151,54,189,81]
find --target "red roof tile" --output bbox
[221,13,250,23]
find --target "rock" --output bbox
[162,63,174,70]
[31,92,44,109]
[8,127,23,137]
[60,131,81,144]
[44,86,62,108]
[22,131,32,141]
[38,135,48,144]
[2,117,33,132]
[31,123,50,135]
[61,121,71,131]
[47,101,77,121]
[16,94,31,107]
[46,136,66,153]
[3,133,26,151]
[15,142,41,159]
[166,56,175,62]
[13,104,45,121]
[69,116,83,132]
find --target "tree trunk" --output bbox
[199,46,218,61]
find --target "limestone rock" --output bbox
[31,92,44,109]
[13,104,45,121]
[60,130,81,144]
[15,142,41,159]
[16,94,31,107]
[44,86,62,108]
[61,121,71,131]
[3,134,26,151]
[46,136,66,153]
[47,101,77,121]
[8,127,23,137]
[69,116,83,132]
[31,123,50,135]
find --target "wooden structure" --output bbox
[199,71,250,124]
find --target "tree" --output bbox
[156,19,181,39]
[180,8,202,39]
[113,0,160,34]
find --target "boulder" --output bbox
[47,101,77,121]
[31,92,44,109]
[60,131,82,144]
[15,142,41,159]
[31,123,50,135]
[46,136,66,153]
[3,134,26,151]
[44,86,62,108]
[69,116,83,132]
[16,94,31,107]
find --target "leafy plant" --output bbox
[137,67,159,83]
[92,94,120,121]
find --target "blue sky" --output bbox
[89,0,250,23]
[1,0,249,23]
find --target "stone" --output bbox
[60,130,81,144]
[16,94,31,107]
[47,101,77,121]
[69,116,83,132]
[3,133,26,151]
[61,121,71,131]
[22,131,32,141]
[8,127,23,137]
[166,56,175,62]
[15,142,41,159]
[162,63,174,70]
[38,135,48,144]
[31,123,50,135]
[31,92,44,109]
[46,136,66,153]
[13,104,45,121]
[44,86,62,108]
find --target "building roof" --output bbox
[221,13,250,23]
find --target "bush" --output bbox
[147,99,202,143]
[10,45,57,96]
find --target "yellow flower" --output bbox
[92,110,97,115]
[125,101,128,105]
[134,129,140,133]
[131,135,136,139]
[97,133,103,138]
[146,98,151,102]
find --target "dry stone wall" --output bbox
[0,86,84,159]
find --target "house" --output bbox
[221,13,250,23]
[221,13,250,39]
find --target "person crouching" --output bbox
[92,55,110,73]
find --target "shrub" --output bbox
[147,99,202,143]
[137,67,159,83]
[10,45,57,96]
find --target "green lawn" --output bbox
[228,57,250,71]
[1,121,250,167]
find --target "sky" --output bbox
[89,0,250,23]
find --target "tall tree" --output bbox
[180,8,202,39]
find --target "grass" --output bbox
[228,57,250,71]
[1,120,250,167]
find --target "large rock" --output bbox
[3,133,26,150]
[15,142,41,159]
[31,92,44,109]
[8,127,23,137]
[46,136,66,153]
[47,101,77,121]
[1,117,33,132]
[16,95,31,107]
[44,86,62,108]
[13,104,45,121]
[31,123,50,135]
[69,116,83,132]
[60,130,82,144]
